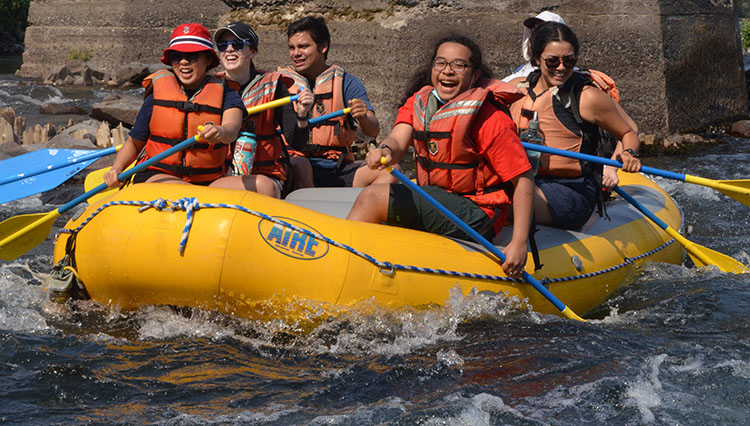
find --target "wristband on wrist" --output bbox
[623,148,638,158]
[378,143,393,154]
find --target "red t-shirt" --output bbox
[396,92,531,221]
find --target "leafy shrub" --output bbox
[742,19,750,51]
[66,49,92,61]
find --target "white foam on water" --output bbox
[136,306,237,340]
[417,392,528,426]
[309,287,529,357]
[0,263,53,334]
[436,348,464,368]
[624,354,667,424]
[715,358,750,379]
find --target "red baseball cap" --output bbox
[161,23,220,69]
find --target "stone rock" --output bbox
[114,62,151,86]
[639,133,657,157]
[14,116,26,142]
[90,93,142,127]
[0,141,29,160]
[729,120,750,138]
[0,107,16,129]
[112,123,128,146]
[44,133,98,150]
[22,123,57,145]
[0,118,17,143]
[40,102,87,115]
[24,119,102,150]
[96,121,111,148]
[661,133,715,154]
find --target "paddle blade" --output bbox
[683,242,750,274]
[715,179,750,207]
[84,166,118,204]
[0,211,59,260]
[0,158,99,204]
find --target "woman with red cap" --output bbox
[104,23,247,188]
[213,21,314,198]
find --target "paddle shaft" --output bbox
[0,145,121,186]
[522,142,750,206]
[522,142,688,181]
[247,94,298,116]
[275,107,351,135]
[386,165,585,321]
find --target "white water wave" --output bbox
[0,263,53,334]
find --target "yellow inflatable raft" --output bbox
[52,172,683,319]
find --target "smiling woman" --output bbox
[508,21,642,231]
[346,34,535,277]
[101,22,245,189]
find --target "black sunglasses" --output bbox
[168,51,201,63]
[541,55,577,70]
[216,39,250,52]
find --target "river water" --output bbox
[1,61,749,425]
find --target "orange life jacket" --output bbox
[411,80,522,209]
[238,71,288,180]
[584,69,620,104]
[510,70,603,178]
[139,69,228,183]
[278,65,356,162]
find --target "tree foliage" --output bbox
[0,0,30,33]
[741,0,750,18]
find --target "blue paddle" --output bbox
[383,159,586,321]
[0,145,121,204]
[0,133,201,261]
[521,142,750,207]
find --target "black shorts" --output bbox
[536,174,598,230]
[310,158,363,188]
[387,184,493,241]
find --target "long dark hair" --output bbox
[528,22,580,67]
[399,34,492,106]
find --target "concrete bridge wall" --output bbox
[18,0,748,136]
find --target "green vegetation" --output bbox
[742,20,750,51]
[741,0,750,18]
[66,48,92,61]
[0,0,30,32]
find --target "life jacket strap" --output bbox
[152,99,222,115]
[151,163,224,176]
[150,135,224,150]
[415,155,478,171]
[413,130,452,141]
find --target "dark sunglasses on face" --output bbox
[216,39,249,52]
[541,55,577,70]
[168,51,200,63]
